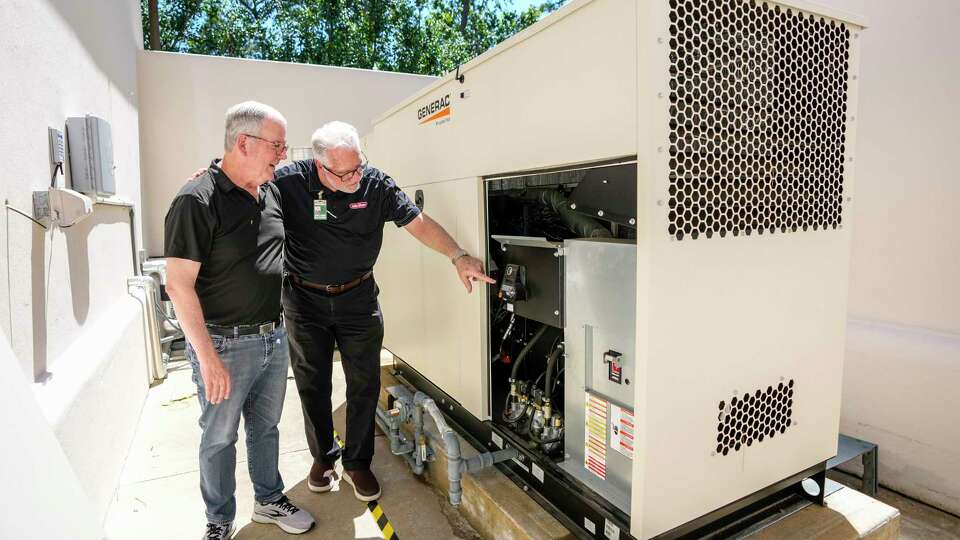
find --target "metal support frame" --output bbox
[827,434,879,496]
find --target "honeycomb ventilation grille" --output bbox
[667,0,852,241]
[716,379,794,456]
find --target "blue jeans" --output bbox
[186,326,289,525]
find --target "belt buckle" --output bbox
[259,322,275,334]
[324,284,339,294]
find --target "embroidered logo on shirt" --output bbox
[349,202,368,209]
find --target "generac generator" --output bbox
[366,0,865,537]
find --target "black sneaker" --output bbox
[201,522,234,540]
[343,469,382,501]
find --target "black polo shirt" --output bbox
[274,159,420,284]
[164,161,284,326]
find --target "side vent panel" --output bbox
[715,379,795,456]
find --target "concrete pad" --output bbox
[379,368,573,540]
[830,470,960,540]
[748,486,900,540]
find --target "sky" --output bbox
[507,0,554,12]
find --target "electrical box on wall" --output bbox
[66,115,116,196]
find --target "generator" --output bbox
[367,0,864,537]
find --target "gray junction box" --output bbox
[66,115,116,196]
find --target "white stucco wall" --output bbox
[137,51,437,256]
[0,0,149,525]
[0,334,102,540]
[826,0,960,515]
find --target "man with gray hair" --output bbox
[274,120,494,501]
[165,101,315,539]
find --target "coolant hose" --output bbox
[544,346,563,395]
[510,325,548,380]
[526,189,612,239]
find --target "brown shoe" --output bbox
[307,460,338,493]
[343,469,381,501]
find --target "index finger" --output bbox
[468,271,497,284]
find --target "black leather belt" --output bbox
[207,316,283,337]
[289,271,373,295]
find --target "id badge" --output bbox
[313,199,327,221]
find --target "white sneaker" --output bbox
[201,522,234,540]
[252,495,315,534]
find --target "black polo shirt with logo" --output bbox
[273,159,420,285]
[164,161,284,326]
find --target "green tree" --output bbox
[141,0,564,76]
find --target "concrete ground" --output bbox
[828,471,960,540]
[104,348,960,540]
[104,351,479,540]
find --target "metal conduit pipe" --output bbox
[374,406,415,457]
[414,392,466,504]
[378,385,518,506]
[374,409,422,474]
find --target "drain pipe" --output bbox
[381,385,519,506]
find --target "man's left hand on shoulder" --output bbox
[454,254,496,293]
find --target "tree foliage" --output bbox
[142,0,564,75]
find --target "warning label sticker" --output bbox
[585,392,608,480]
[610,404,635,460]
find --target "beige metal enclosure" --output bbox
[368,0,864,537]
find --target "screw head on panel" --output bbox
[657,200,664,206]
[554,310,560,316]
[657,37,664,44]
[629,218,636,225]
[570,203,577,210]
[597,210,604,217]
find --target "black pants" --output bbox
[282,275,384,471]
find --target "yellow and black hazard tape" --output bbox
[333,430,397,539]
[368,500,398,540]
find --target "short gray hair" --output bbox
[224,101,287,151]
[311,121,361,160]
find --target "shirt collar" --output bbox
[210,159,238,193]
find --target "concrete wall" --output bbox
[826,0,960,515]
[137,51,437,256]
[0,0,149,526]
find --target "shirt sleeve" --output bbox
[380,173,421,227]
[164,194,215,263]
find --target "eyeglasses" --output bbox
[244,133,288,154]
[319,153,368,181]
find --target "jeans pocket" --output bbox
[211,334,229,353]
